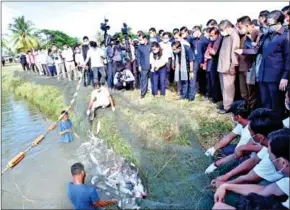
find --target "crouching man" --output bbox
[87,82,115,124]
[67,162,117,209]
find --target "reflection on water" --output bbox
[2,91,82,209]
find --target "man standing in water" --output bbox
[86,82,115,124]
[67,163,117,209]
[58,110,73,143]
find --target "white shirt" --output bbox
[253,147,284,182]
[283,117,289,128]
[62,48,74,62]
[91,87,110,107]
[159,41,173,60]
[39,52,47,64]
[35,54,41,63]
[149,53,168,72]
[232,123,243,134]
[75,53,85,66]
[113,69,135,85]
[235,124,252,147]
[86,48,104,68]
[276,177,289,208]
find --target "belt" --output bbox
[66,60,74,62]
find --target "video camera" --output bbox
[100,18,111,47]
[121,23,128,36]
[100,18,110,33]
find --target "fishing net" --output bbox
[16,70,233,209]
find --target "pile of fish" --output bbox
[77,130,146,209]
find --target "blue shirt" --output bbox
[136,42,151,71]
[192,35,210,64]
[58,119,73,143]
[67,183,100,210]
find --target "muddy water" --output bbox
[1,90,81,209]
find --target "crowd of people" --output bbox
[16,5,290,210]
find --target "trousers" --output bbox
[140,69,150,97]
[152,66,167,96]
[195,62,207,96]
[55,63,65,79]
[259,82,284,119]
[48,65,57,76]
[65,61,76,81]
[106,62,114,88]
[219,73,236,110]
[92,66,106,85]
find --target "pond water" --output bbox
[1,90,81,209]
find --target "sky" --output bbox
[2,2,288,40]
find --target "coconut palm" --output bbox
[8,16,40,53]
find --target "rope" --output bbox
[1,68,82,175]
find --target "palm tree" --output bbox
[8,16,40,53]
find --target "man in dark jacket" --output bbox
[136,31,151,98]
[191,25,210,98]
[236,10,289,119]
[82,36,93,87]
[19,53,29,71]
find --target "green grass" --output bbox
[2,65,74,122]
[94,114,137,165]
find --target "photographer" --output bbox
[113,65,135,90]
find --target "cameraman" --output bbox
[107,35,123,88]
[114,66,135,90]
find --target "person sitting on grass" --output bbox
[205,100,251,157]
[212,129,290,210]
[67,162,117,209]
[58,110,73,143]
[205,108,283,174]
[212,128,288,188]
[86,82,115,124]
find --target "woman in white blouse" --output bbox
[150,42,168,97]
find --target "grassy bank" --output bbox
[2,65,76,127]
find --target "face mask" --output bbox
[163,38,169,43]
[52,47,57,51]
[153,49,159,54]
[220,31,228,36]
[83,41,89,45]
[250,135,263,145]
[204,34,210,39]
[193,32,198,38]
[209,37,216,42]
[139,40,145,45]
[272,157,286,175]
[238,28,247,35]
[231,116,238,125]
[150,34,154,38]
[76,49,80,53]
[285,101,290,111]
[284,19,289,26]
[269,24,280,33]
[173,49,181,54]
